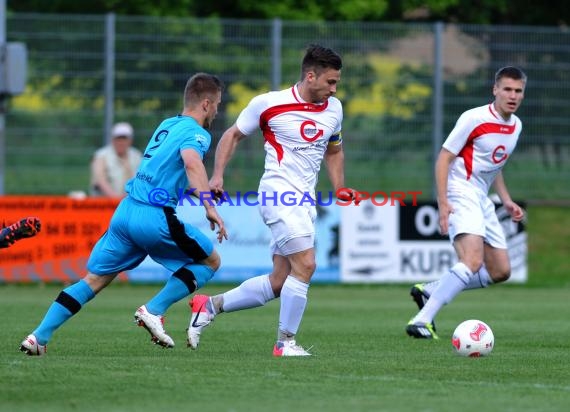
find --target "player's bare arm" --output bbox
[325,143,361,204]
[492,172,525,222]
[209,124,247,195]
[435,148,456,235]
[182,148,228,243]
[324,143,346,191]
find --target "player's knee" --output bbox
[296,260,316,278]
[486,258,511,283]
[307,261,317,275]
[491,267,511,283]
[204,250,221,272]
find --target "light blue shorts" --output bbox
[87,197,214,275]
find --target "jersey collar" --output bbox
[488,103,514,124]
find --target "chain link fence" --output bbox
[5,14,570,201]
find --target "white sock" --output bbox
[278,275,309,339]
[221,274,275,313]
[422,264,493,296]
[464,264,494,290]
[412,262,472,324]
[420,280,439,297]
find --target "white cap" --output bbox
[111,122,134,139]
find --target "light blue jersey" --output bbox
[87,114,215,282]
[126,115,211,207]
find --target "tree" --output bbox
[8,0,570,26]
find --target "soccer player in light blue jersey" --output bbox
[20,73,227,356]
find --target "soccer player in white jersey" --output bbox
[187,44,358,356]
[406,66,527,339]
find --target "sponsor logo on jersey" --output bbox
[300,120,323,142]
[492,145,508,164]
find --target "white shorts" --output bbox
[447,189,507,249]
[258,202,316,256]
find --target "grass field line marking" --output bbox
[324,374,570,392]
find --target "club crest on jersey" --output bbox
[492,145,508,164]
[300,120,324,142]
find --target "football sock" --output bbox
[412,262,472,324]
[221,274,275,313]
[146,275,191,315]
[422,264,494,296]
[146,265,214,315]
[33,279,95,345]
[210,295,224,314]
[464,264,494,290]
[419,280,439,297]
[185,264,215,289]
[278,275,309,338]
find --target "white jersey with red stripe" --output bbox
[443,103,522,195]
[235,84,343,199]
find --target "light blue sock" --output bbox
[145,265,215,315]
[187,264,215,289]
[33,279,95,345]
[145,276,191,315]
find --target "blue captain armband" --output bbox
[328,132,343,146]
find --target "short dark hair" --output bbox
[301,44,342,78]
[495,66,527,85]
[184,73,224,107]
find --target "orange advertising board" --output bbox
[0,196,120,283]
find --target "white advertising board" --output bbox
[340,200,527,283]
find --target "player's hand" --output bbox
[336,187,362,205]
[206,208,228,243]
[504,201,526,223]
[209,176,225,202]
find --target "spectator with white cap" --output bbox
[90,122,143,198]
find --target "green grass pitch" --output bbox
[1,283,569,412]
[1,206,569,411]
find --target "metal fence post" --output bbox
[0,0,6,194]
[104,13,115,145]
[271,18,282,91]
[432,21,444,200]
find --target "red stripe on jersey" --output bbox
[458,122,516,180]
[259,97,329,164]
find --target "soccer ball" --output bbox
[451,319,494,357]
